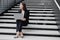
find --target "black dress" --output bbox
[16,10,29,32]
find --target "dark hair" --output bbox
[20,2,27,12]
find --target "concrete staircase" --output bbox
[0,0,60,40]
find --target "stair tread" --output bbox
[0,24,58,29]
[0,16,14,18]
[27,8,55,10]
[0,28,60,35]
[15,5,55,10]
[30,14,55,16]
[4,12,56,14]
[29,20,56,23]
[30,11,54,12]
[0,16,56,19]
[4,13,55,15]
[0,35,60,39]
[11,8,55,10]
[0,19,57,24]
[14,6,54,10]
[29,17,56,19]
[8,10,54,12]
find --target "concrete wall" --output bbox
[0,0,22,14]
[55,0,60,29]
[56,0,60,6]
[55,11,60,29]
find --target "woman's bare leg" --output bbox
[14,32,19,38]
[19,32,24,38]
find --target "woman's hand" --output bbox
[20,18,26,21]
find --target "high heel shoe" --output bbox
[14,36,19,38]
[20,34,24,38]
[19,32,24,38]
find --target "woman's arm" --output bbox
[20,18,26,21]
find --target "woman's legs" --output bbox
[16,20,22,32]
[18,20,24,38]
[15,20,24,38]
[14,20,20,38]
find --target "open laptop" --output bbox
[14,13,23,20]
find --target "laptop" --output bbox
[14,13,24,20]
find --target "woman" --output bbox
[14,2,29,38]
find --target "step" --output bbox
[0,23,16,27]
[0,28,60,35]
[0,18,14,20]
[26,5,56,8]
[30,14,55,16]
[14,6,54,9]
[0,19,56,24]
[25,3,52,5]
[25,0,52,2]
[22,7,54,9]
[30,15,55,17]
[26,0,52,2]
[26,4,55,6]
[17,3,45,5]
[30,11,54,12]
[14,5,54,10]
[11,7,55,10]
[29,20,56,24]
[26,2,54,5]
[27,8,54,10]
[29,17,56,19]
[29,15,55,17]
[0,16,14,18]
[4,12,55,14]
[0,19,56,22]
[17,2,53,5]
[0,13,13,16]
[24,2,53,5]
[8,10,19,12]
[0,35,60,39]
[25,1,53,3]
[0,23,58,29]
[26,5,54,7]
[16,5,54,8]
[30,11,57,14]
[17,3,45,6]
[11,8,54,11]
[0,20,16,22]
[0,16,56,19]
[17,3,54,6]
[4,13,56,16]
[23,24,58,29]
[4,13,14,15]
[25,2,54,5]
[27,7,55,10]
[8,10,54,12]
[4,13,20,14]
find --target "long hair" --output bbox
[20,2,27,12]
